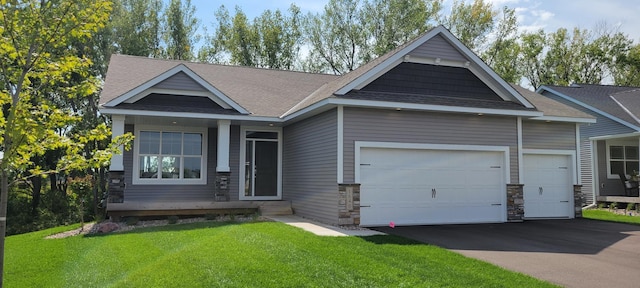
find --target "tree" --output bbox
[362,0,442,61]
[443,0,496,51]
[303,0,368,74]
[162,0,199,60]
[481,6,521,83]
[518,30,548,89]
[200,4,303,70]
[0,0,132,282]
[110,0,163,57]
[613,44,640,86]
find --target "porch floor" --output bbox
[597,196,640,204]
[107,200,292,220]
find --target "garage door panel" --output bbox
[360,147,506,226]
[523,154,573,219]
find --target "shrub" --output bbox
[627,203,635,211]
[597,202,606,209]
[125,217,139,226]
[168,215,179,224]
[610,202,618,210]
[204,213,217,220]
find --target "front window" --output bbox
[134,127,206,184]
[609,145,639,177]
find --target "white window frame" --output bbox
[606,139,639,179]
[133,125,208,185]
[239,126,282,200]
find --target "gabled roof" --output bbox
[512,85,594,123]
[539,84,640,130]
[282,25,535,116]
[100,55,338,117]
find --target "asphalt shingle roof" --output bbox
[546,84,640,125]
[512,85,593,119]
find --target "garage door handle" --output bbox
[539,187,543,195]
[560,201,569,203]
[491,203,502,206]
[360,205,371,208]
[432,188,436,198]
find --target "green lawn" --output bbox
[6,221,556,287]
[583,209,640,225]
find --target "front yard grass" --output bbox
[6,221,556,287]
[583,209,640,225]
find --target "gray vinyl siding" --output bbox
[343,108,519,184]
[408,34,467,62]
[283,109,338,224]
[153,71,207,91]
[541,90,637,202]
[522,121,576,150]
[123,124,240,202]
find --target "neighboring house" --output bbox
[538,84,640,205]
[100,26,593,226]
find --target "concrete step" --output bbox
[257,201,293,216]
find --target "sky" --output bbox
[189,0,640,43]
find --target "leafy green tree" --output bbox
[518,30,548,89]
[110,0,163,57]
[362,0,442,61]
[0,0,132,281]
[613,44,640,86]
[481,6,521,83]
[304,0,368,74]
[443,0,496,51]
[162,0,199,60]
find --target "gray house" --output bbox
[100,26,593,226]
[538,84,640,205]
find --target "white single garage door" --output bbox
[523,154,573,219]
[359,147,506,226]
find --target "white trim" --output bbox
[216,120,231,172]
[530,116,596,123]
[110,115,126,171]
[354,141,511,184]
[124,88,232,109]
[132,125,208,185]
[281,97,543,121]
[238,126,283,201]
[589,132,640,141]
[403,55,470,68]
[337,106,344,183]
[103,64,249,114]
[522,149,578,184]
[517,117,523,184]
[538,86,640,131]
[611,95,640,125]
[576,123,582,185]
[591,139,599,204]
[100,108,281,123]
[604,139,639,179]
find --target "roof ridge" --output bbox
[110,54,338,77]
[609,94,640,125]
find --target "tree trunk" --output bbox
[30,176,42,216]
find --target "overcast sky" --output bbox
[190,0,640,43]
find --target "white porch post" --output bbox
[216,120,231,172]
[109,115,125,171]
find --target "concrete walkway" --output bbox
[267,215,385,237]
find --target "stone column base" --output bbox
[215,172,231,201]
[108,171,125,203]
[574,185,583,218]
[507,184,524,222]
[338,184,361,225]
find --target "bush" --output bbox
[610,202,618,210]
[125,217,139,226]
[167,215,179,224]
[204,214,217,220]
[627,203,636,211]
[597,202,606,209]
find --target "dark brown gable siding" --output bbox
[361,63,503,101]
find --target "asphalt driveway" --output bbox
[375,219,640,288]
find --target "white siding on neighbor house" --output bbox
[152,71,207,91]
[342,108,519,184]
[540,90,637,204]
[122,124,240,202]
[522,121,576,150]
[408,34,467,62]
[283,109,339,224]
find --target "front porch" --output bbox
[106,200,293,221]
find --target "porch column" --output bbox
[109,115,125,171]
[216,120,231,172]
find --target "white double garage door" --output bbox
[358,144,574,226]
